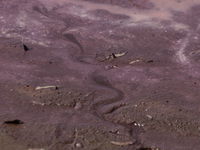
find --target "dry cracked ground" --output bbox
[1,0,200,150]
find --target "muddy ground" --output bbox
[1,0,200,149]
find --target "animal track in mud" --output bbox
[90,74,124,118]
[62,31,126,120]
[64,33,84,54]
[63,34,144,141]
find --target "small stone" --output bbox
[74,102,82,110]
[23,44,29,51]
[4,119,24,124]
[146,115,153,120]
[146,60,154,63]
[75,143,82,148]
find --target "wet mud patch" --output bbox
[172,4,200,30]
[1,0,200,149]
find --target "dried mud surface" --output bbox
[1,0,200,150]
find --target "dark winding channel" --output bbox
[62,32,142,140]
[63,32,125,120]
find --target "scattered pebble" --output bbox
[146,60,154,63]
[75,143,82,148]
[4,119,23,124]
[24,85,29,88]
[134,122,144,127]
[23,44,29,51]
[146,115,153,120]
[74,102,82,110]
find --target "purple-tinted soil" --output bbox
[1,0,200,149]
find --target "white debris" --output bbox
[146,115,153,119]
[35,86,56,90]
[110,141,134,146]
[75,143,82,148]
[129,60,142,64]
[114,52,127,57]
[31,101,45,106]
